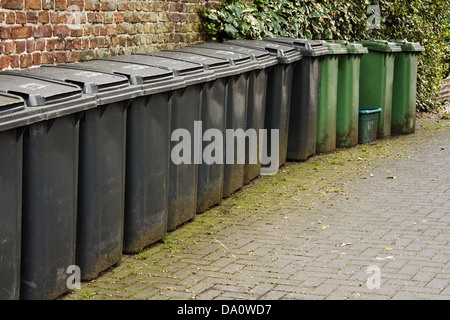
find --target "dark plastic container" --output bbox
[13,66,141,280]
[0,73,96,300]
[226,39,303,171]
[139,50,232,212]
[192,42,279,184]
[103,54,217,231]
[263,37,329,161]
[0,93,40,300]
[165,46,260,197]
[60,59,186,253]
[147,51,230,212]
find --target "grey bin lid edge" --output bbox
[57,60,186,94]
[262,37,330,57]
[192,42,279,69]
[104,54,217,86]
[9,65,142,105]
[0,72,97,123]
[0,92,43,132]
[224,39,303,64]
[0,92,26,115]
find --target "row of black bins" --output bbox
[0,38,330,300]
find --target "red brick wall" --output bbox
[0,0,221,70]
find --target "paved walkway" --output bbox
[63,117,450,300]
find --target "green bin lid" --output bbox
[326,40,368,54]
[357,40,402,53]
[389,39,425,52]
[317,41,347,55]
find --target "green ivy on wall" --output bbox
[200,0,450,112]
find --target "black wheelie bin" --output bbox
[59,59,186,253]
[263,37,329,161]
[14,66,141,280]
[187,42,279,185]
[102,54,217,231]
[0,73,96,300]
[225,39,303,170]
[157,46,260,198]
[0,93,41,300]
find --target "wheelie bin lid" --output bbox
[389,39,425,53]
[11,66,141,106]
[356,40,402,53]
[59,59,185,95]
[262,37,330,57]
[174,45,260,73]
[192,42,279,69]
[148,49,255,80]
[317,41,348,55]
[225,39,303,64]
[324,40,369,55]
[0,92,42,132]
[0,72,96,121]
[104,54,216,86]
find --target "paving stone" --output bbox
[62,119,450,301]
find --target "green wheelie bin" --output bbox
[358,40,401,139]
[332,41,368,148]
[390,40,425,135]
[315,41,346,153]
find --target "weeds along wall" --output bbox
[0,0,220,70]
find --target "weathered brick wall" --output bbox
[0,0,220,70]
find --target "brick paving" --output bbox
[62,117,450,300]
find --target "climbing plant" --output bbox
[200,0,450,111]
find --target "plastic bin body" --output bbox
[62,59,184,253]
[391,40,425,134]
[315,42,345,153]
[358,40,401,139]
[165,46,259,198]
[263,37,329,161]
[332,42,368,148]
[0,93,31,300]
[15,66,140,280]
[0,73,96,300]
[103,55,215,231]
[186,43,278,184]
[145,50,228,213]
[359,108,381,143]
[227,39,302,170]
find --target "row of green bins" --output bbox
[390,40,425,135]
[0,93,40,300]
[358,40,402,139]
[358,39,424,139]
[13,66,141,281]
[192,42,279,185]
[226,39,303,171]
[0,73,97,300]
[262,37,329,161]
